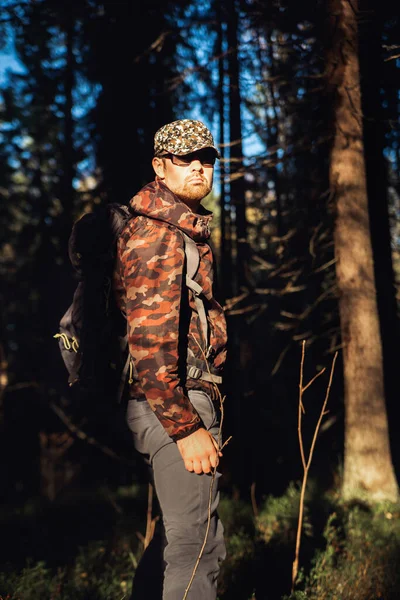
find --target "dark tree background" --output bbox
[0,0,400,596]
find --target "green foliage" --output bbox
[218,494,255,538]
[0,561,58,598]
[217,495,256,599]
[256,480,313,546]
[282,592,308,600]
[299,502,400,600]
[3,486,400,599]
[0,539,135,599]
[67,539,134,598]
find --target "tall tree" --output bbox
[217,2,233,301]
[326,0,398,502]
[79,0,192,203]
[358,0,400,468]
[226,0,247,293]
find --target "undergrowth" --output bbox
[1,482,400,600]
[0,539,134,599]
[295,501,400,600]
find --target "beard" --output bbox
[175,177,212,203]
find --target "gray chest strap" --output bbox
[181,231,209,352]
[181,233,222,385]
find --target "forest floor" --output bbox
[1,478,400,599]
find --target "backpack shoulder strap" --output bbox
[181,231,200,284]
[181,232,209,353]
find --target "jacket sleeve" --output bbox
[118,219,202,441]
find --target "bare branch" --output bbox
[50,402,137,467]
[384,53,400,62]
[183,336,232,598]
[291,344,338,590]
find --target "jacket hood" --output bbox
[129,179,213,242]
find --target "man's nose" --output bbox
[191,159,203,170]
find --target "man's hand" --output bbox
[176,428,222,474]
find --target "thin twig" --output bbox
[384,53,400,61]
[142,482,158,551]
[182,335,232,599]
[183,467,217,599]
[291,342,338,591]
[298,342,306,469]
[50,402,137,466]
[302,367,326,394]
[251,482,258,517]
[271,342,291,376]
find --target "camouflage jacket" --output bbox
[113,179,228,441]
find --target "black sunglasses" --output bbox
[165,151,216,168]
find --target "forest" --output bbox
[1,0,400,598]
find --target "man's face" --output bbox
[152,149,215,211]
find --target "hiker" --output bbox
[113,119,228,599]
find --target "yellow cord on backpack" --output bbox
[54,333,79,353]
[128,358,134,384]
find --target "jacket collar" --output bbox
[129,179,213,242]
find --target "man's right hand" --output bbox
[176,427,222,474]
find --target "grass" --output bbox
[0,540,134,599]
[0,483,146,600]
[296,500,400,600]
[1,480,400,599]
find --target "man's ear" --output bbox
[152,157,165,179]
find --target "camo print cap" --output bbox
[154,119,220,158]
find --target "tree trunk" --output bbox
[217,2,232,301]
[60,5,75,237]
[358,0,400,471]
[226,0,248,293]
[327,0,398,502]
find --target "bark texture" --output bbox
[327,0,398,502]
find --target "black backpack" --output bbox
[54,203,133,404]
[54,203,205,406]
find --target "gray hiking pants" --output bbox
[126,389,226,600]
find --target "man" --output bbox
[113,119,228,599]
